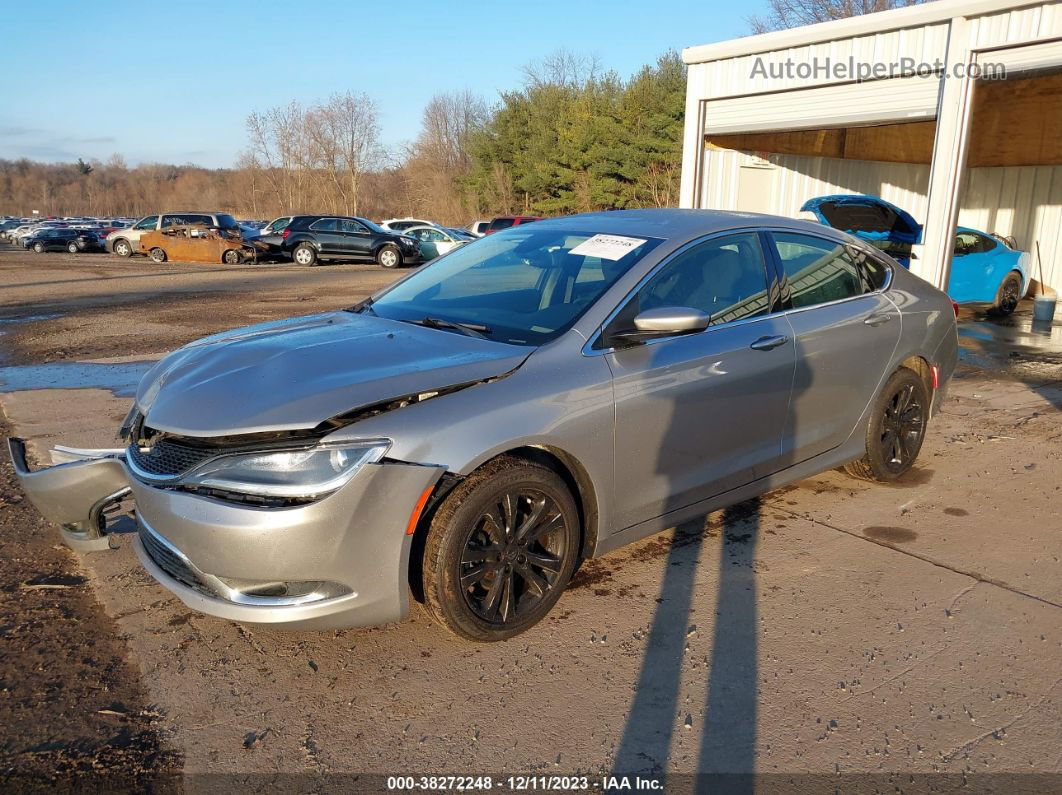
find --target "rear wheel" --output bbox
[376,244,401,269]
[149,247,167,263]
[989,271,1022,316]
[844,367,929,482]
[67,241,79,253]
[421,457,581,642]
[112,239,132,257]
[222,248,241,265]
[293,244,317,266]
[32,242,44,253]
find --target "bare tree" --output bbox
[521,48,603,89]
[748,0,930,33]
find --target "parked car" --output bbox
[380,217,436,232]
[484,215,543,234]
[107,212,241,257]
[10,209,958,641]
[280,215,421,267]
[402,224,472,260]
[801,195,1030,315]
[466,219,490,237]
[24,228,105,253]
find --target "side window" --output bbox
[490,218,515,232]
[161,215,182,228]
[340,220,369,234]
[310,218,338,232]
[187,215,212,226]
[633,233,770,326]
[422,229,445,242]
[855,247,890,291]
[135,215,158,230]
[771,233,864,309]
[954,232,980,256]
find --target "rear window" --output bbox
[489,218,515,231]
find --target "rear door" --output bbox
[766,231,900,465]
[605,231,794,530]
[309,218,341,253]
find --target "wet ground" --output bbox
[0,246,1060,789]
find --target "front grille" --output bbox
[128,438,216,478]
[139,525,215,597]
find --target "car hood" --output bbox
[801,195,923,245]
[135,311,533,437]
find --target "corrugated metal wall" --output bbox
[701,149,1062,289]
[971,1,1062,46]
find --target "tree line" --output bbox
[0,50,685,225]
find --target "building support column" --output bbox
[916,16,976,290]
[679,66,706,209]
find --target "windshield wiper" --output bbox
[346,297,375,315]
[413,316,492,339]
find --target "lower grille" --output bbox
[128,439,216,478]
[138,524,215,597]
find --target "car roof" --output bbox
[523,208,844,239]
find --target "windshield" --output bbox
[367,226,663,345]
[216,214,239,230]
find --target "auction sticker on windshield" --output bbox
[569,234,647,260]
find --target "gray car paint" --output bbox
[136,311,532,436]
[9,208,958,631]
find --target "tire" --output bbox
[222,248,241,265]
[844,367,929,483]
[293,244,317,266]
[112,239,132,257]
[989,271,1022,316]
[376,244,401,269]
[67,242,79,254]
[421,456,581,642]
[149,247,167,263]
[32,242,44,253]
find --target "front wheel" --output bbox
[844,367,929,482]
[421,457,581,642]
[67,242,79,254]
[989,272,1022,316]
[149,247,167,263]
[376,244,401,269]
[112,239,132,257]
[292,244,317,266]
[32,242,44,253]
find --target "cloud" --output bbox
[0,126,45,137]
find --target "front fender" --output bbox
[7,438,130,552]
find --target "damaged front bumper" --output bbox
[7,437,130,552]
[7,436,445,630]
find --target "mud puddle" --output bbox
[0,360,153,397]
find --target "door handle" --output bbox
[864,312,894,327]
[749,335,790,351]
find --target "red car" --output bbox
[484,215,543,234]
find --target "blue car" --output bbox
[801,195,1029,315]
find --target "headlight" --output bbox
[182,441,389,498]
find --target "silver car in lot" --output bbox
[10,209,958,641]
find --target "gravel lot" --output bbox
[1,247,1060,790]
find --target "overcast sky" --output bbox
[1,0,750,169]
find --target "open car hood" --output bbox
[135,311,532,437]
[801,195,923,246]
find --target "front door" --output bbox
[767,231,901,464]
[605,232,794,530]
[337,219,373,258]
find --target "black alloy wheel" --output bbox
[844,367,929,482]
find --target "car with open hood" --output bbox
[9,209,958,641]
[801,194,1029,314]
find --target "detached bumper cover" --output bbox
[7,437,129,552]
[7,436,445,629]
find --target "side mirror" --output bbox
[608,306,710,347]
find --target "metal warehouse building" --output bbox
[679,0,1062,292]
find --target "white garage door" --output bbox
[704,75,942,134]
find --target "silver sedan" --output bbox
[10,209,958,641]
